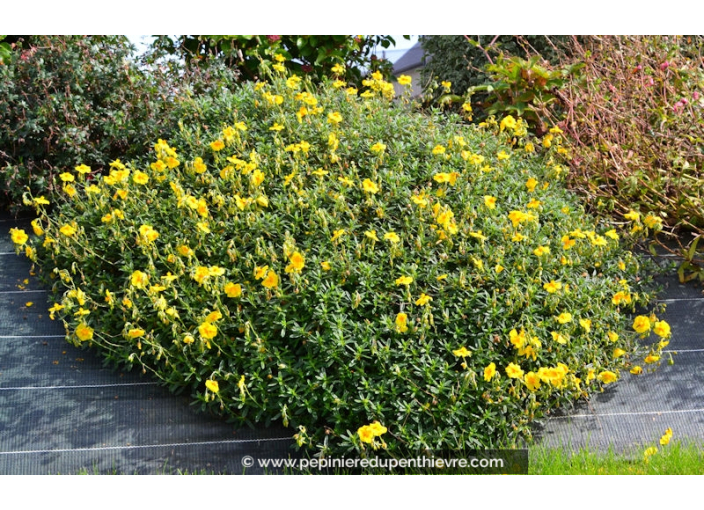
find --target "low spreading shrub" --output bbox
[11,63,669,457]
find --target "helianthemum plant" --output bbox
[12,58,668,458]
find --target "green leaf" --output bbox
[687,235,701,262]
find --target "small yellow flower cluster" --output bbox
[357,421,387,449]
[360,70,395,100]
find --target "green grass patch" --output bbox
[529,441,704,475]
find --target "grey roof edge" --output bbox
[392,42,427,75]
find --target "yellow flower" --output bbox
[431,145,446,155]
[533,245,550,257]
[286,76,302,89]
[509,328,526,349]
[254,266,269,280]
[436,274,448,281]
[395,312,409,333]
[358,425,374,444]
[506,363,524,379]
[604,229,619,240]
[395,276,413,286]
[597,371,618,384]
[453,346,471,358]
[199,321,218,340]
[177,245,193,257]
[551,331,568,345]
[557,312,573,324]
[364,230,379,242]
[193,157,207,174]
[327,111,342,124]
[643,214,663,229]
[75,164,91,174]
[630,366,643,375]
[525,178,538,192]
[224,282,242,298]
[613,348,626,358]
[608,331,619,343]
[612,291,632,306]
[433,172,459,185]
[494,264,504,274]
[262,270,279,289]
[210,140,225,151]
[561,235,576,250]
[484,196,497,209]
[398,75,412,86]
[338,176,354,187]
[644,354,660,364]
[500,115,517,132]
[59,172,75,182]
[524,371,541,391]
[138,224,159,243]
[660,428,673,446]
[644,446,658,462]
[269,122,284,132]
[331,63,345,74]
[10,228,29,246]
[205,310,222,323]
[653,320,671,338]
[62,183,77,198]
[370,142,386,154]
[368,421,387,437]
[183,334,195,345]
[543,280,562,293]
[384,232,400,244]
[128,328,145,339]
[285,252,305,274]
[331,229,346,242]
[205,380,219,393]
[131,270,149,288]
[75,323,94,342]
[362,179,379,194]
[497,150,510,161]
[441,80,451,91]
[415,293,432,306]
[59,224,76,237]
[411,195,428,207]
[34,196,50,206]
[579,318,592,332]
[251,169,265,187]
[320,261,331,271]
[133,171,149,185]
[632,315,651,334]
[624,210,641,222]
[30,219,44,236]
[508,210,534,228]
[483,362,497,382]
[590,235,608,247]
